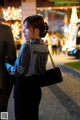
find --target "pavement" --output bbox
[7,54,80,120]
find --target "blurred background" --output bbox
[0,0,80,59]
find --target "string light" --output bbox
[3,7,22,21]
[2,7,22,43]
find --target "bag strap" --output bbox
[48,50,55,68]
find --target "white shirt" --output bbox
[51,35,58,45]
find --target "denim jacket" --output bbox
[5,39,48,77]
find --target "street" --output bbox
[7,54,80,120]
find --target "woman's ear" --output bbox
[35,28,40,35]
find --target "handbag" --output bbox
[36,51,63,87]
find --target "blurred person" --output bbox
[57,40,62,55]
[5,15,49,120]
[51,33,58,55]
[0,19,16,112]
[61,37,67,55]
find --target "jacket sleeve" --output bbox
[5,26,16,64]
[5,43,31,77]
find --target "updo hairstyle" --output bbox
[23,15,49,38]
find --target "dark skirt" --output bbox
[14,75,42,120]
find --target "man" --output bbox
[0,21,16,112]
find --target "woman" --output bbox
[5,15,49,120]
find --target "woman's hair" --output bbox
[23,15,49,37]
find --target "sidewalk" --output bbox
[51,53,79,65]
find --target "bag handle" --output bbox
[48,50,56,68]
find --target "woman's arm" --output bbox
[5,43,31,77]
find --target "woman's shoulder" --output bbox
[19,42,30,52]
[31,43,48,53]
